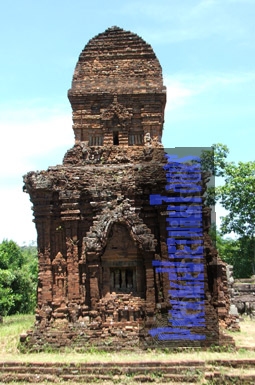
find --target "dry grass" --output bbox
[227,316,255,348]
[1,314,255,364]
[1,316,255,385]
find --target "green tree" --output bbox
[201,143,229,177]
[203,145,255,277]
[0,240,37,316]
[0,239,24,270]
[227,236,255,278]
[20,243,38,313]
[217,161,255,275]
[210,225,250,278]
[201,143,230,206]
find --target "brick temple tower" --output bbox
[22,27,235,350]
[68,26,166,146]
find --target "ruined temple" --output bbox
[22,27,236,350]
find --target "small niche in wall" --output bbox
[113,131,119,145]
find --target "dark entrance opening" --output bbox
[113,131,119,145]
[101,223,146,298]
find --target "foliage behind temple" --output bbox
[0,240,37,316]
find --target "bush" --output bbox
[0,240,38,316]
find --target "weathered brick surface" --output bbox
[22,26,235,350]
[2,360,255,384]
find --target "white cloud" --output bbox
[0,101,73,178]
[164,76,198,110]
[0,100,74,244]
[164,71,255,111]
[0,185,37,245]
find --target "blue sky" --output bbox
[0,0,254,245]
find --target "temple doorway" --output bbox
[101,223,145,298]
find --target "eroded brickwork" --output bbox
[22,27,235,350]
[68,27,165,146]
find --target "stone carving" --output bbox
[52,252,67,298]
[144,132,152,146]
[101,97,133,130]
[84,199,156,253]
[21,26,235,351]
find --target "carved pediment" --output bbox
[83,199,157,253]
[101,97,133,130]
[52,252,66,270]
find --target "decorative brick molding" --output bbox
[22,26,236,351]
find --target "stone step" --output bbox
[205,372,255,384]
[0,366,201,375]
[208,358,255,367]
[0,373,56,383]
[0,362,205,372]
[1,360,255,384]
[0,374,201,384]
[0,360,205,368]
[0,361,204,383]
[0,365,204,376]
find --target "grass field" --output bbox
[1,314,255,363]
